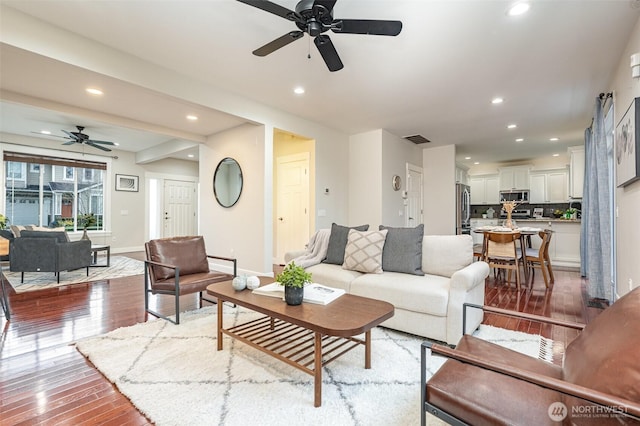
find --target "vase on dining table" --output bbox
[504,211,514,229]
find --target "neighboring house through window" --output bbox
[3,152,107,231]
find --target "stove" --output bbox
[500,208,531,218]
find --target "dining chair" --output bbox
[523,229,554,288]
[485,231,525,291]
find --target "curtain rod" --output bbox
[0,141,119,160]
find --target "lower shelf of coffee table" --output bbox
[223,315,364,375]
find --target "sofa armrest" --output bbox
[284,250,308,263]
[444,261,490,345]
[57,240,91,270]
[450,261,490,292]
[421,340,640,421]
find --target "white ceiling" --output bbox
[1,0,639,165]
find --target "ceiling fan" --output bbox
[59,126,116,152]
[237,0,402,71]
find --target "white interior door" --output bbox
[406,164,424,226]
[276,153,310,264]
[163,179,197,238]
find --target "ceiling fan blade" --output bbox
[236,0,298,21]
[314,35,343,72]
[332,19,403,36]
[87,142,112,152]
[62,140,77,146]
[61,129,79,140]
[87,139,116,145]
[253,31,304,56]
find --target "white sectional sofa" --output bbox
[286,225,490,345]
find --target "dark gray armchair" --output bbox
[9,231,92,283]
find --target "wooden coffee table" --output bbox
[206,280,394,407]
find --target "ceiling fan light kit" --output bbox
[237,0,402,71]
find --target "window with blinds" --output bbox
[3,152,107,231]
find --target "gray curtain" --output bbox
[582,97,612,301]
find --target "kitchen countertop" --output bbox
[472,217,581,223]
[517,217,581,223]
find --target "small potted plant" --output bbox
[79,213,97,240]
[275,261,312,305]
[0,214,8,230]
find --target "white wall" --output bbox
[423,144,456,235]
[201,124,270,276]
[381,130,423,227]
[348,130,382,227]
[612,16,640,297]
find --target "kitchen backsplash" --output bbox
[471,202,580,219]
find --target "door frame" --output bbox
[146,172,199,242]
[274,152,310,264]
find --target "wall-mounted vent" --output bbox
[404,135,431,144]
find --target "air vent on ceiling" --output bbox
[404,135,431,144]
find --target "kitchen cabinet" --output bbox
[568,146,585,199]
[455,165,469,185]
[499,166,530,190]
[470,175,499,205]
[523,220,580,268]
[529,169,568,203]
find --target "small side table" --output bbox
[90,244,111,267]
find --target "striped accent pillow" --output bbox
[342,229,388,274]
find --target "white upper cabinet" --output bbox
[568,146,585,199]
[470,175,500,204]
[455,165,469,185]
[499,165,531,190]
[529,168,569,203]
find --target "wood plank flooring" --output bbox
[1,254,601,425]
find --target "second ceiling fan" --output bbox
[237,0,402,71]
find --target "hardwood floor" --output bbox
[0,255,601,425]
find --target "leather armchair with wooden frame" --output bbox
[420,287,640,425]
[144,235,237,324]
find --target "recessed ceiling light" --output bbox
[187,154,195,158]
[507,1,530,16]
[515,138,524,142]
[40,130,51,135]
[552,153,559,157]
[507,124,517,129]
[491,97,504,104]
[474,162,480,165]
[86,88,103,95]
[465,156,471,160]
[186,115,198,121]
[549,137,559,141]
[294,87,305,95]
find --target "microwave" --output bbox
[499,189,530,203]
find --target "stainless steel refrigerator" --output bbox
[455,183,471,235]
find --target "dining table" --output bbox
[473,226,543,284]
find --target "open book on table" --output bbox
[252,282,345,305]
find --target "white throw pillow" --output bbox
[342,229,388,274]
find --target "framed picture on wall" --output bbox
[115,174,139,192]
[615,97,640,187]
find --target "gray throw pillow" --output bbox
[323,223,369,265]
[379,224,425,275]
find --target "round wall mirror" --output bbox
[213,157,243,208]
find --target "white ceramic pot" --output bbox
[232,275,246,291]
[246,275,260,290]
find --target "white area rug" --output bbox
[5,256,144,293]
[75,306,552,426]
